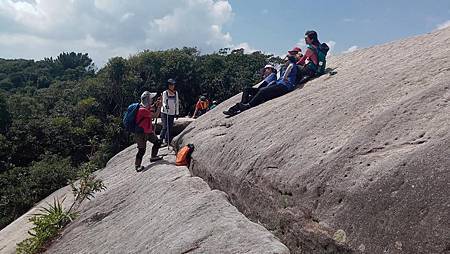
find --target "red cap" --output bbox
[288,47,302,54]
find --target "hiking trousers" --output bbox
[241,87,259,104]
[160,113,175,143]
[248,85,289,107]
[135,132,161,167]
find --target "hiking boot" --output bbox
[150,156,163,162]
[223,109,238,116]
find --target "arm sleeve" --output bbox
[135,108,142,124]
[255,80,265,88]
[283,64,293,80]
[176,92,180,115]
[161,91,167,113]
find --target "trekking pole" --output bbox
[165,98,171,152]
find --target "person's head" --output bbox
[212,100,217,104]
[263,64,276,75]
[288,46,302,56]
[167,78,176,90]
[287,54,297,63]
[141,91,156,108]
[305,30,320,46]
[200,95,206,101]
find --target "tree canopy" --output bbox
[0,48,281,229]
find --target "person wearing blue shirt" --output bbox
[223,64,277,116]
[238,55,297,111]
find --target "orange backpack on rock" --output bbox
[176,144,195,166]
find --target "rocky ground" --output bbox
[174,27,450,253]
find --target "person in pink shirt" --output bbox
[296,30,321,80]
[134,91,162,171]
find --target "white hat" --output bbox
[141,91,157,107]
[264,64,275,69]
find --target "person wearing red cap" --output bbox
[288,46,303,62]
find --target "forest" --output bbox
[0,48,281,229]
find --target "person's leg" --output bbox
[167,114,175,143]
[247,85,288,108]
[160,113,167,143]
[241,87,259,104]
[148,133,162,161]
[134,133,147,170]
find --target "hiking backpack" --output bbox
[307,43,329,76]
[176,144,195,166]
[123,103,142,133]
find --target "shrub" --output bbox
[16,198,77,254]
[16,162,106,253]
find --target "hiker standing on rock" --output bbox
[135,91,162,171]
[160,78,179,147]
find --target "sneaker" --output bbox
[135,166,144,172]
[160,142,168,147]
[223,110,235,116]
[238,103,251,111]
[150,156,163,162]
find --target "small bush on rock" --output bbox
[16,162,106,254]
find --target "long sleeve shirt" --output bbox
[136,105,153,134]
[276,62,297,91]
[160,90,179,116]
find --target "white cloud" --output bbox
[343,45,358,54]
[0,0,238,66]
[435,20,450,30]
[325,40,336,55]
[234,42,257,53]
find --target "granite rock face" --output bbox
[1,147,289,254]
[174,28,450,253]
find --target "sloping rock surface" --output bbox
[0,146,289,254]
[174,28,450,253]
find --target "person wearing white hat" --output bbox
[134,91,162,171]
[223,64,277,116]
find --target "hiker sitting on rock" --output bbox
[135,91,162,171]
[235,55,297,113]
[296,30,325,81]
[289,46,303,62]
[223,64,277,116]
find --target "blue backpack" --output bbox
[123,103,143,133]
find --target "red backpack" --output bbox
[176,144,195,166]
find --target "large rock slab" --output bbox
[1,146,287,254]
[174,28,450,253]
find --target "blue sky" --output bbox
[0,0,449,66]
[228,0,450,55]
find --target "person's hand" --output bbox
[175,115,179,120]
